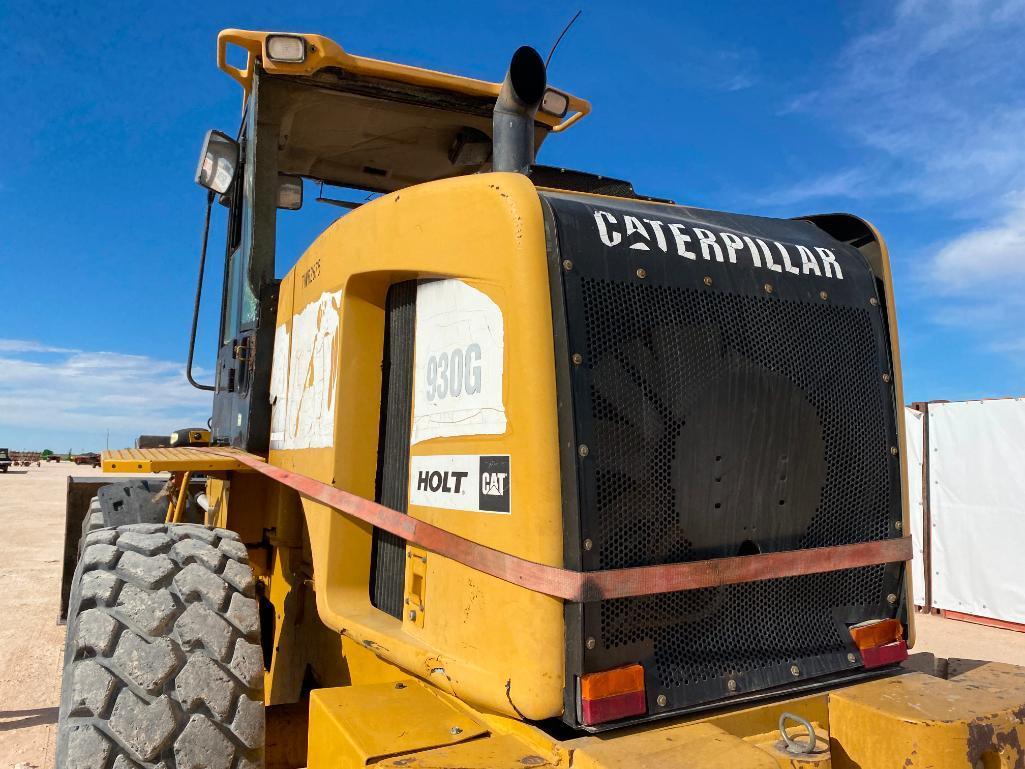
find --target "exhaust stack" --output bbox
[493,46,547,173]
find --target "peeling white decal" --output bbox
[412,280,506,445]
[269,289,342,450]
[269,324,290,449]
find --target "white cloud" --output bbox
[761,167,876,207]
[989,336,1025,356]
[0,340,212,447]
[0,339,76,353]
[772,1,1025,373]
[704,48,759,93]
[780,0,1025,209]
[932,197,1025,288]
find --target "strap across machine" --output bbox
[212,449,912,603]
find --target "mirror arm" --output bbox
[186,190,217,392]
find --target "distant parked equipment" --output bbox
[11,451,41,466]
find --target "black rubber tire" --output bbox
[80,496,107,546]
[57,523,264,769]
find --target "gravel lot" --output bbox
[1,462,1023,768]
[0,463,107,768]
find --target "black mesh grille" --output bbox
[579,278,895,696]
[542,193,903,723]
[600,567,885,690]
[582,279,892,567]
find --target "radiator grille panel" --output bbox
[576,276,898,705]
[370,281,417,619]
[600,566,885,690]
[581,279,892,570]
[542,190,904,723]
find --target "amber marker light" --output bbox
[849,618,908,669]
[579,663,646,725]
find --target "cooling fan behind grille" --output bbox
[590,324,827,566]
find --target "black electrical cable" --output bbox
[186,190,216,391]
[545,10,582,68]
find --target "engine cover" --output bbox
[541,192,905,727]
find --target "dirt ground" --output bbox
[0,462,106,769]
[2,463,1025,768]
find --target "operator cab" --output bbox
[191,29,590,450]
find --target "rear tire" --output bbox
[57,523,264,769]
[80,497,107,543]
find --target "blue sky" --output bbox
[1,0,1022,451]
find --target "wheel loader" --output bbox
[56,27,1025,769]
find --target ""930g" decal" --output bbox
[425,344,482,401]
[412,280,507,444]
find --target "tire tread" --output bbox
[57,523,264,769]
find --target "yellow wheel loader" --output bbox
[57,28,1025,769]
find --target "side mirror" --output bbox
[195,129,239,194]
[277,174,303,210]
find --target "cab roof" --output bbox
[217,29,591,192]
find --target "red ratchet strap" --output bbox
[215,450,912,603]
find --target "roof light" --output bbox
[266,34,306,63]
[540,88,569,118]
[580,664,646,725]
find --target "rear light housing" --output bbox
[861,640,908,668]
[540,88,570,118]
[579,664,646,726]
[849,618,908,669]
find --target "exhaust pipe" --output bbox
[493,46,547,173]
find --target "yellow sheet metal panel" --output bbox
[308,681,487,769]
[218,471,273,543]
[274,173,565,720]
[568,723,779,769]
[949,659,1025,700]
[828,670,1025,768]
[102,447,251,473]
[331,662,1025,768]
[204,477,227,528]
[339,634,410,686]
[747,726,831,768]
[698,691,831,744]
[376,734,559,769]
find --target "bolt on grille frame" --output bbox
[541,192,905,729]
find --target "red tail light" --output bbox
[860,639,908,669]
[849,618,908,669]
[580,664,647,725]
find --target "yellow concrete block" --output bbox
[308,681,486,769]
[829,670,1025,768]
